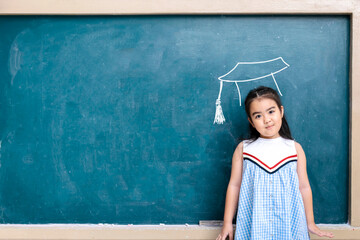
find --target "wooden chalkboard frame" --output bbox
[0,0,359,239]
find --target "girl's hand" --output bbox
[308,222,334,238]
[216,222,233,240]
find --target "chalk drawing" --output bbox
[214,57,289,124]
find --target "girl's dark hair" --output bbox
[244,86,293,142]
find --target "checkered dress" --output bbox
[235,137,310,240]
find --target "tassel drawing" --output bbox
[213,81,226,124]
[213,57,289,124]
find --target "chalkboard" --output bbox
[0,15,349,224]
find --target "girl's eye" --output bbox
[269,110,275,114]
[255,115,261,119]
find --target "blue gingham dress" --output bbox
[235,137,310,240]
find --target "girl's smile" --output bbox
[248,97,284,139]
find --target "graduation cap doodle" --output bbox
[214,57,290,124]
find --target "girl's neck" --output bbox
[258,135,282,140]
[259,133,281,140]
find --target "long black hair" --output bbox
[244,86,293,142]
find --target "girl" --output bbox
[217,86,334,240]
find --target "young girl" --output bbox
[217,86,334,240]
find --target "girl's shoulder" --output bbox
[293,140,305,154]
[235,141,244,153]
[232,141,244,160]
[241,139,254,148]
[289,140,307,158]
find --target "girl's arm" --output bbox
[217,142,244,240]
[295,142,334,239]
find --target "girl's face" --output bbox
[248,97,284,139]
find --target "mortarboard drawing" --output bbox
[213,57,290,124]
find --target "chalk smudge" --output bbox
[9,41,22,85]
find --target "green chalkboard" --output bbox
[0,15,349,224]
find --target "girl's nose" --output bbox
[264,116,271,123]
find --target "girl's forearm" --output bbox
[223,184,241,224]
[299,185,315,224]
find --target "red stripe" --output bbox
[243,152,297,170]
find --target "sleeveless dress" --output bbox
[234,137,310,240]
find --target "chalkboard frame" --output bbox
[0,0,359,239]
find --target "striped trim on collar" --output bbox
[243,152,297,174]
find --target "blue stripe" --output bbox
[243,157,297,174]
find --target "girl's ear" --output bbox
[280,106,284,118]
[248,117,255,128]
